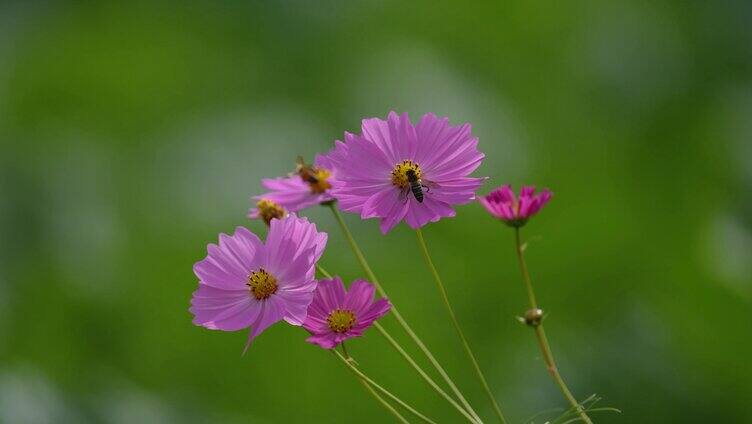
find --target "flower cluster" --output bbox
[187,110,564,422]
[190,111,553,349]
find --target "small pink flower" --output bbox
[190,215,327,351]
[248,147,345,221]
[303,277,391,349]
[478,185,552,227]
[328,111,485,234]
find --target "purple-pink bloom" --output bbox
[478,185,553,227]
[248,149,344,220]
[303,277,391,349]
[190,215,327,351]
[328,111,485,233]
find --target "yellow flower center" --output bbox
[256,199,286,225]
[390,160,422,188]
[326,309,356,333]
[303,167,332,194]
[247,268,278,300]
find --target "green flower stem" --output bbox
[339,342,410,424]
[359,377,410,424]
[327,204,483,424]
[415,228,508,424]
[333,348,437,424]
[373,322,480,423]
[317,264,478,423]
[316,264,334,279]
[514,227,593,424]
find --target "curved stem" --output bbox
[514,227,592,424]
[359,377,410,424]
[319,263,477,422]
[374,322,479,423]
[316,264,476,423]
[316,264,333,279]
[333,349,436,424]
[339,343,410,424]
[415,228,508,424]
[327,204,483,424]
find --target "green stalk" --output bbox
[358,378,410,424]
[415,228,508,424]
[333,348,437,424]
[317,264,478,423]
[339,342,409,424]
[514,227,592,424]
[327,204,483,423]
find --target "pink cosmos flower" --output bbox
[328,111,485,233]
[303,277,391,349]
[248,148,345,221]
[190,215,327,351]
[478,185,553,227]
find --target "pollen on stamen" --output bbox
[256,199,286,225]
[247,268,278,300]
[307,168,332,194]
[326,309,356,333]
[391,160,422,188]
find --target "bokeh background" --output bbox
[1,1,751,423]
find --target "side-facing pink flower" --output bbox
[328,111,485,233]
[478,185,552,227]
[190,215,327,351]
[303,277,391,349]
[248,146,346,221]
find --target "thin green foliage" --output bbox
[526,394,621,424]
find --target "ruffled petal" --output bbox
[343,280,376,315]
[193,227,263,290]
[190,284,260,331]
[352,298,391,331]
[306,333,339,349]
[244,296,285,352]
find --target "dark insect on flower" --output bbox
[295,156,332,194]
[405,168,430,203]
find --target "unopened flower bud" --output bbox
[523,308,544,327]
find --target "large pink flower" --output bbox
[303,277,391,349]
[248,147,345,221]
[329,111,485,233]
[478,185,552,227]
[190,215,327,351]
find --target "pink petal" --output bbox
[193,227,263,290]
[343,280,376,315]
[306,333,338,349]
[190,285,260,331]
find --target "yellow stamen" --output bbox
[247,268,278,300]
[256,199,285,225]
[390,160,422,188]
[326,309,356,333]
[307,168,332,194]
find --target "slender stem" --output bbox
[333,349,437,424]
[319,263,476,423]
[339,343,410,424]
[514,227,592,424]
[374,322,479,423]
[327,204,483,424]
[359,377,410,424]
[415,228,508,424]
[316,264,333,279]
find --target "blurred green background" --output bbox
[1,1,751,423]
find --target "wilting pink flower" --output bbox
[190,215,327,351]
[328,111,485,233]
[478,185,552,227]
[248,148,345,221]
[303,277,391,349]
